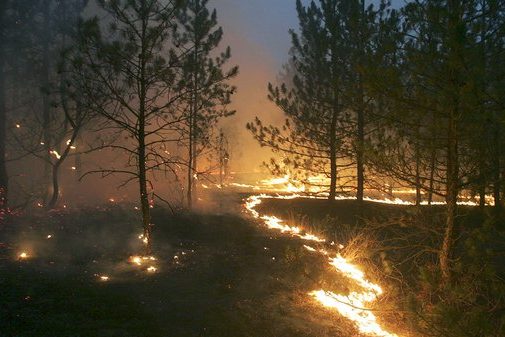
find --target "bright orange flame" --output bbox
[310,290,398,337]
[245,194,400,337]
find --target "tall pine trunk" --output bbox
[356,88,365,204]
[329,106,338,201]
[139,14,152,255]
[440,0,463,284]
[415,144,422,206]
[42,1,52,199]
[0,0,6,203]
[139,132,152,255]
[0,56,7,203]
[428,148,436,205]
[191,143,197,206]
[187,105,194,209]
[355,0,366,204]
[492,121,501,210]
[187,18,200,210]
[440,104,459,285]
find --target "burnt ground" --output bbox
[0,196,367,337]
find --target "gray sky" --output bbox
[210,0,404,172]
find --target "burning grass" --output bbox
[245,194,411,337]
[253,195,505,337]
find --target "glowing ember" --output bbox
[128,255,158,274]
[99,275,110,281]
[18,252,29,259]
[245,194,400,337]
[130,256,143,265]
[138,234,149,245]
[47,235,52,239]
[49,150,61,159]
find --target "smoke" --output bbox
[211,0,297,173]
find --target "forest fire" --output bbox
[3,0,504,335]
[245,194,400,337]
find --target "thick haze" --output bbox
[212,0,404,173]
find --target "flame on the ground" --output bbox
[246,195,324,243]
[129,255,156,266]
[49,150,61,159]
[18,252,29,260]
[245,194,400,337]
[310,290,397,337]
[259,174,329,194]
[234,173,493,206]
[129,255,158,273]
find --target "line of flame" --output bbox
[244,194,400,337]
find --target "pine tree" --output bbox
[174,0,238,209]
[77,0,183,254]
[248,0,349,200]
[383,0,499,283]
[0,1,8,203]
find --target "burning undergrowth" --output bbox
[250,195,505,337]
[244,195,411,337]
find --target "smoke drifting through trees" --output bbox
[1,0,237,252]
